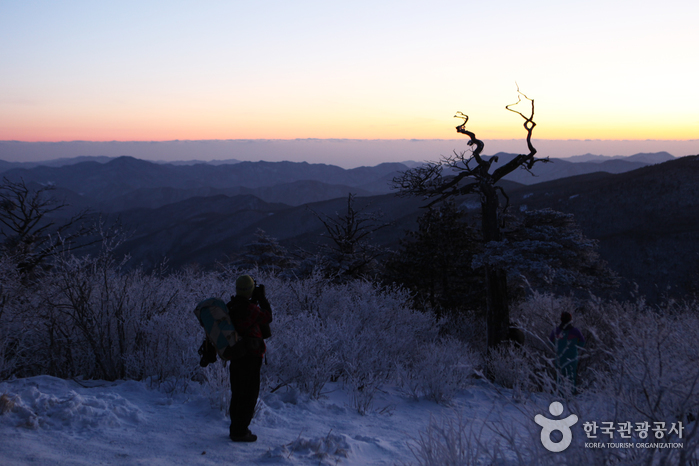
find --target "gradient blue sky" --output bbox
[1,1,697,163]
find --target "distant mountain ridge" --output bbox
[486,152,663,185]
[507,155,699,302]
[0,155,114,172]
[94,180,373,211]
[0,151,675,173]
[94,155,699,303]
[3,152,697,302]
[0,152,681,211]
[155,158,242,166]
[0,156,245,171]
[0,156,406,206]
[563,152,675,164]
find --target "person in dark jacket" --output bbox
[549,311,585,394]
[226,274,272,442]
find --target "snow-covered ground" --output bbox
[2,274,697,465]
[0,374,534,465]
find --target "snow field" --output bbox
[0,378,144,431]
[0,374,520,465]
[2,258,699,464]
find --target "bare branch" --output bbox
[495,185,510,213]
[493,86,549,181]
[454,112,486,166]
[0,177,114,274]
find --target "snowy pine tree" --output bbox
[310,194,390,281]
[384,201,484,313]
[232,228,296,273]
[473,208,618,295]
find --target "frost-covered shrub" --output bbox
[5,256,448,409]
[248,272,481,412]
[322,281,439,412]
[519,293,699,416]
[486,345,536,395]
[339,327,392,414]
[410,401,697,466]
[198,359,231,412]
[35,253,200,382]
[512,292,575,349]
[510,293,594,393]
[399,336,479,405]
[495,292,699,415]
[266,309,338,399]
[142,267,236,395]
[500,293,699,459]
[0,255,38,379]
[592,301,699,433]
[438,310,487,354]
[261,274,442,412]
[0,252,214,384]
[408,413,494,466]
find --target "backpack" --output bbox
[194,297,246,363]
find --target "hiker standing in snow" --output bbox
[549,311,585,394]
[226,275,273,442]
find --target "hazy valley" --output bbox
[1,151,696,301]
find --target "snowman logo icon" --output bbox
[534,401,578,452]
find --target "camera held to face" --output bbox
[251,283,265,302]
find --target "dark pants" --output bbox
[229,355,263,438]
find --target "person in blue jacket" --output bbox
[549,311,585,394]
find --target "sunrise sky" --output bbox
[1,1,698,161]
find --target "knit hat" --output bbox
[236,275,255,298]
[561,311,572,325]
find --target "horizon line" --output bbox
[2,138,699,144]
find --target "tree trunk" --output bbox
[485,265,509,349]
[481,183,509,350]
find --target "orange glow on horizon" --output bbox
[3,2,697,152]
[3,124,697,144]
[2,105,697,142]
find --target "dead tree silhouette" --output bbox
[393,88,549,351]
